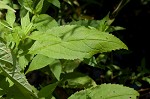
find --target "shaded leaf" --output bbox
[61,59,81,73]
[59,72,97,89]
[47,0,60,8]
[18,0,34,13]
[38,82,59,98]
[32,14,58,32]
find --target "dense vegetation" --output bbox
[0,0,150,99]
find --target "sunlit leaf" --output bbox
[29,25,128,60]
[68,84,140,99]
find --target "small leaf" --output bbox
[38,82,59,98]
[21,11,30,31]
[60,72,97,89]
[61,59,81,73]
[68,84,140,99]
[6,10,16,27]
[29,25,128,60]
[49,59,62,80]
[27,54,56,73]
[47,0,60,8]
[34,0,44,14]
[18,55,29,70]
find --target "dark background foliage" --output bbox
[57,0,150,98]
[26,0,150,98]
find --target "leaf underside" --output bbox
[0,41,37,98]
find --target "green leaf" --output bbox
[0,1,16,12]
[6,85,29,99]
[0,41,13,64]
[32,14,58,32]
[18,55,29,70]
[68,84,140,99]
[38,82,59,98]
[21,11,32,35]
[6,10,16,27]
[47,0,60,8]
[0,75,10,97]
[83,56,97,67]
[34,0,44,14]
[29,25,128,60]
[0,41,38,98]
[21,11,30,27]
[59,72,97,89]
[18,0,34,13]
[27,54,56,73]
[0,19,12,30]
[49,59,62,80]
[61,59,81,73]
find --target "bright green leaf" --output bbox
[19,55,29,70]
[21,11,30,31]
[6,10,16,27]
[27,54,55,73]
[29,25,128,60]
[68,84,140,99]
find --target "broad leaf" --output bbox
[6,85,29,99]
[68,84,140,99]
[0,75,10,97]
[29,25,128,60]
